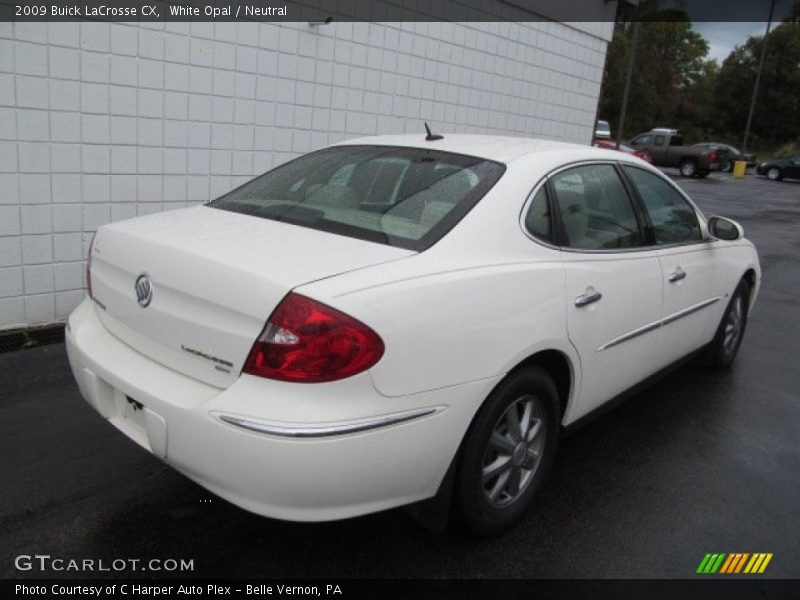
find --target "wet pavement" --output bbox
[2,171,798,579]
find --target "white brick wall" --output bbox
[0,19,612,329]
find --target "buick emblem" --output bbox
[134,273,153,308]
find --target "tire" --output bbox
[767,167,782,181]
[697,170,710,178]
[706,279,751,369]
[722,160,732,173]
[680,159,698,177]
[455,367,560,535]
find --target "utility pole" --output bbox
[742,0,778,153]
[616,19,640,148]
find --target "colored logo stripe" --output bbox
[719,554,735,573]
[720,553,749,573]
[697,553,726,573]
[697,553,773,574]
[745,553,773,574]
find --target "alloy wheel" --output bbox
[481,394,547,508]
[767,167,780,180]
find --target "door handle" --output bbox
[575,289,602,307]
[668,267,687,283]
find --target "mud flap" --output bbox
[403,457,457,533]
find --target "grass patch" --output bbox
[748,141,800,162]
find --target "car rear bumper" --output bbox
[66,298,495,521]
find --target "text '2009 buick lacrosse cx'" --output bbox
[66,133,760,534]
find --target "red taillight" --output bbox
[243,293,385,383]
[86,233,96,298]
[708,151,718,161]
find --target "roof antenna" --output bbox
[424,122,443,141]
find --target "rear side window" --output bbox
[524,187,552,243]
[551,164,643,250]
[623,166,702,245]
[209,145,505,251]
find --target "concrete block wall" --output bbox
[0,19,611,329]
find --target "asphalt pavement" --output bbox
[2,170,798,579]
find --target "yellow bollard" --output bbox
[733,161,747,178]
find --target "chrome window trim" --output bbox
[519,175,561,251]
[518,159,715,254]
[520,160,651,254]
[213,406,445,439]
[620,163,711,248]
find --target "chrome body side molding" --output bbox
[598,297,721,351]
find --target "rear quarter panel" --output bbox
[300,259,572,399]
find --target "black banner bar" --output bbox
[5,579,800,600]
[1,0,797,22]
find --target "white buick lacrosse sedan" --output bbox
[66,134,760,534]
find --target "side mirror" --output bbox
[707,216,743,241]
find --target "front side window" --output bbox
[209,146,505,251]
[550,164,643,250]
[632,134,652,146]
[623,166,702,245]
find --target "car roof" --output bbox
[333,134,596,164]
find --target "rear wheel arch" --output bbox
[507,349,573,421]
[450,349,574,467]
[453,348,574,477]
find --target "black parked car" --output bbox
[693,143,757,172]
[756,157,800,181]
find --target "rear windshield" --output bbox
[208,145,505,251]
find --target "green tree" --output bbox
[715,14,800,148]
[599,5,714,140]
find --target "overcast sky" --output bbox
[692,22,773,64]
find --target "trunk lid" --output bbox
[90,206,414,388]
